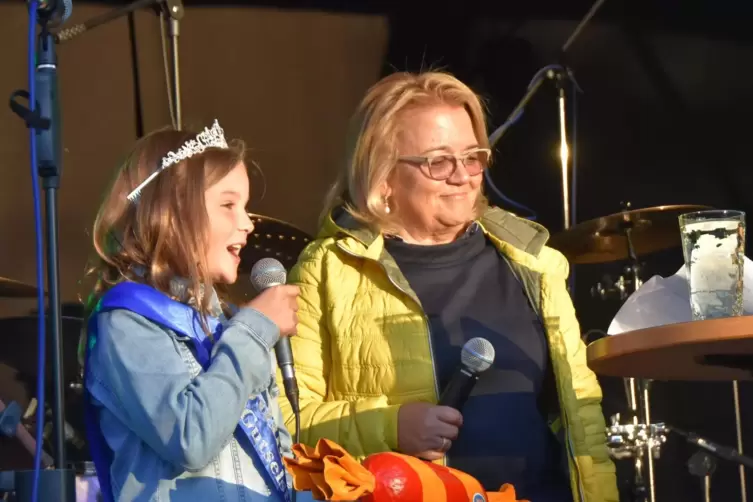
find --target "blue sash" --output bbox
[83,282,291,502]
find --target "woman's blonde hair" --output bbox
[85,127,247,321]
[322,71,490,230]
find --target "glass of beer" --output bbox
[679,209,745,320]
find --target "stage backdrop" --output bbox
[0,3,388,318]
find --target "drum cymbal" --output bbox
[239,213,313,272]
[0,316,83,383]
[549,204,711,264]
[0,277,42,298]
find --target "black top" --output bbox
[384,226,572,501]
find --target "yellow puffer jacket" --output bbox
[278,206,617,502]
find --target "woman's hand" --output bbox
[397,402,463,461]
[244,285,300,336]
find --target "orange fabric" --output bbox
[284,440,375,500]
[283,439,529,502]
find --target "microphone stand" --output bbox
[672,426,753,502]
[488,0,607,231]
[53,0,157,43]
[165,0,184,129]
[671,427,753,470]
[8,10,76,502]
[53,0,185,128]
[554,69,571,230]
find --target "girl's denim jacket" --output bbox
[85,281,293,501]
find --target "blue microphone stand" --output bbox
[10,1,184,500]
[9,0,184,500]
[9,7,76,502]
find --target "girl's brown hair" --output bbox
[85,127,247,321]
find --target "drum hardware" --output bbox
[0,316,84,384]
[589,317,753,502]
[23,399,37,421]
[732,380,748,502]
[589,204,646,302]
[670,426,753,469]
[607,203,658,502]
[43,420,86,451]
[0,400,21,438]
[0,317,89,470]
[591,268,643,302]
[671,426,753,502]
[239,213,313,273]
[0,398,53,469]
[687,451,715,502]
[548,203,712,265]
[606,414,667,460]
[608,378,658,502]
[567,202,723,502]
[581,201,749,502]
[0,277,44,299]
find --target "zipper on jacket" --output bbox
[534,311,585,502]
[382,269,440,401]
[335,243,440,401]
[544,320,586,502]
[504,258,585,502]
[567,431,586,502]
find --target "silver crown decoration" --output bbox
[127,119,229,202]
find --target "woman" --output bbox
[279,72,617,502]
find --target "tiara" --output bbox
[126,119,229,202]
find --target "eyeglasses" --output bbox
[397,148,491,181]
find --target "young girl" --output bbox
[82,121,299,502]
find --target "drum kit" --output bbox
[1,207,752,502]
[549,203,753,502]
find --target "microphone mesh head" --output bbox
[61,0,73,23]
[461,337,495,373]
[250,258,287,291]
[49,0,73,28]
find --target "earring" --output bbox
[383,195,391,214]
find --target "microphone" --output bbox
[33,0,73,27]
[249,258,300,415]
[35,31,63,184]
[438,338,495,410]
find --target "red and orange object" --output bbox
[283,439,529,502]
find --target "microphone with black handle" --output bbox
[438,337,496,410]
[249,258,300,416]
[250,258,301,502]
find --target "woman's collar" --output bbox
[384,222,480,242]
